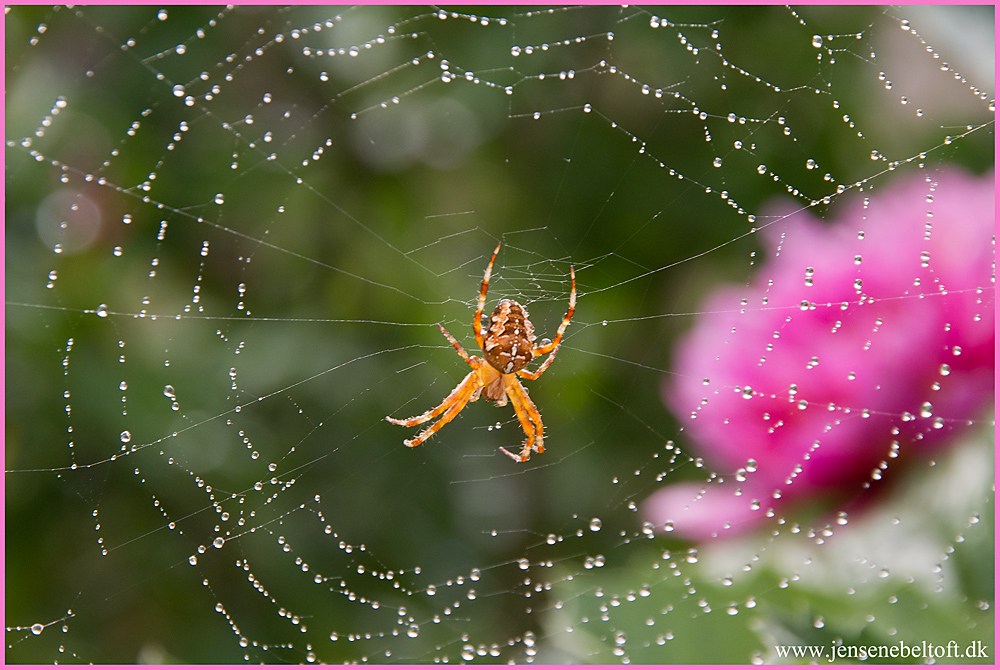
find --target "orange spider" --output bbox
[386,242,576,462]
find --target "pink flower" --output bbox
[643,167,995,541]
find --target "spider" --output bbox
[386,242,576,462]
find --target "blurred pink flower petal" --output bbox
[644,167,995,541]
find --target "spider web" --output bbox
[5,5,994,664]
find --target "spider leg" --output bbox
[515,350,557,381]
[518,265,575,380]
[437,323,472,364]
[385,369,478,430]
[399,376,480,448]
[499,379,545,462]
[474,241,503,351]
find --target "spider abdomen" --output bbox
[483,299,535,374]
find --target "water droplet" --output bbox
[120,430,131,443]
[30,623,44,635]
[589,518,602,531]
[96,304,109,317]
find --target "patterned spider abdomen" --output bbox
[483,299,536,374]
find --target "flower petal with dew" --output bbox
[644,167,994,541]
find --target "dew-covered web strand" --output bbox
[44,8,467,288]
[11,143,434,305]
[571,116,992,301]
[4,301,443,328]
[7,336,424,474]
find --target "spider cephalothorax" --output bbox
[386,242,576,462]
